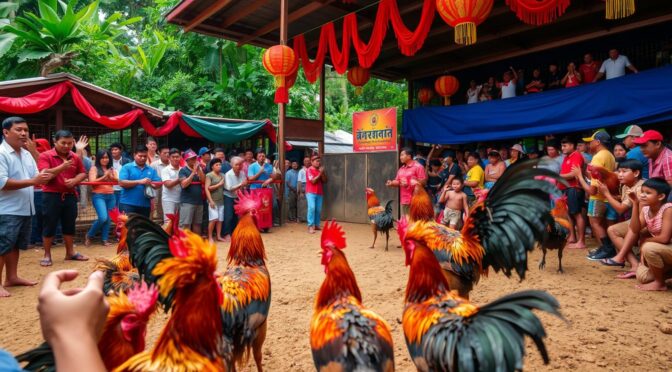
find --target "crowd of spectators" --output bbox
[465,49,638,102]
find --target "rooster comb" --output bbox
[234,189,262,216]
[127,281,158,316]
[109,208,126,224]
[321,220,346,250]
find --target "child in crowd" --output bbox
[627,178,672,291]
[439,178,469,230]
[484,151,506,189]
[598,160,644,272]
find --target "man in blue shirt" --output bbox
[616,125,650,179]
[247,149,274,189]
[118,144,162,218]
[285,160,299,222]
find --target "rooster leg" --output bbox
[369,224,378,249]
[539,247,547,270]
[384,230,389,252]
[557,246,564,274]
[253,320,267,372]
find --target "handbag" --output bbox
[144,184,156,199]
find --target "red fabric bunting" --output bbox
[0,82,70,114]
[506,0,570,25]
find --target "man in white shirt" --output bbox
[296,156,310,223]
[594,49,638,81]
[0,117,52,297]
[110,142,130,208]
[151,145,170,221]
[160,148,182,224]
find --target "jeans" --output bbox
[119,203,150,218]
[30,191,43,244]
[287,190,298,221]
[113,190,121,209]
[222,196,238,236]
[306,193,323,227]
[87,193,115,241]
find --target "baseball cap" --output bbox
[633,130,664,145]
[582,130,611,144]
[615,125,643,139]
[183,148,197,160]
[510,144,526,154]
[198,147,210,156]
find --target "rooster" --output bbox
[365,188,395,251]
[540,195,572,273]
[218,189,271,372]
[586,164,619,196]
[401,238,562,372]
[311,221,395,371]
[399,161,564,299]
[16,281,159,372]
[118,218,228,371]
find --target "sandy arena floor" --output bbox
[1,222,671,371]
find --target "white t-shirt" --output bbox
[112,158,123,191]
[151,160,169,177]
[599,55,631,79]
[297,168,307,183]
[161,165,182,203]
[501,81,516,99]
[467,86,481,104]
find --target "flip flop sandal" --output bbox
[616,271,637,279]
[600,258,625,267]
[39,258,52,267]
[65,252,89,261]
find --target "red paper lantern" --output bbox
[506,0,570,25]
[417,87,434,105]
[262,45,296,104]
[434,75,460,106]
[347,66,370,95]
[436,0,494,45]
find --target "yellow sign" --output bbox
[352,107,397,152]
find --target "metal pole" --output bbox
[318,67,325,156]
[277,0,288,227]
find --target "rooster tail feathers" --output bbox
[15,342,55,372]
[321,220,346,250]
[464,161,564,279]
[125,213,174,312]
[423,290,561,372]
[384,200,394,215]
[410,186,434,222]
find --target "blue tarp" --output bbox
[402,66,672,144]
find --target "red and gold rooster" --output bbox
[399,161,565,298]
[365,188,395,251]
[586,164,619,195]
[401,237,562,372]
[118,223,228,371]
[17,281,159,372]
[310,221,394,371]
[540,194,572,273]
[218,189,271,371]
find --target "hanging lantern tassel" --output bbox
[454,22,477,46]
[274,75,289,104]
[443,96,451,106]
[605,0,635,20]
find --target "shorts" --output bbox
[442,208,462,227]
[162,200,179,223]
[179,203,203,227]
[564,188,585,215]
[42,192,78,237]
[587,199,619,220]
[0,215,31,254]
[637,242,672,283]
[208,203,225,222]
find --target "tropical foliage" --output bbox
[0,0,406,132]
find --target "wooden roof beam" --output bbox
[166,0,197,22]
[183,0,234,32]
[237,0,337,46]
[408,13,672,80]
[221,0,269,29]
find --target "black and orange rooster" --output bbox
[218,189,271,372]
[540,194,572,273]
[118,218,228,371]
[401,236,562,372]
[365,188,395,251]
[399,161,565,299]
[17,281,159,372]
[310,221,395,371]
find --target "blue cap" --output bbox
[198,147,210,156]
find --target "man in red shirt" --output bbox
[386,147,427,217]
[306,155,327,234]
[559,136,586,249]
[37,130,88,266]
[579,53,599,85]
[635,130,672,201]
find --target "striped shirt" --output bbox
[650,147,672,181]
[643,203,672,238]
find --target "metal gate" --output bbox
[322,152,399,224]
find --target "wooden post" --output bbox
[55,107,63,132]
[318,67,325,156]
[131,125,138,152]
[277,0,288,226]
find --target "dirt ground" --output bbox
[2,222,671,371]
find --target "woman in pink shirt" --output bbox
[306,155,327,234]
